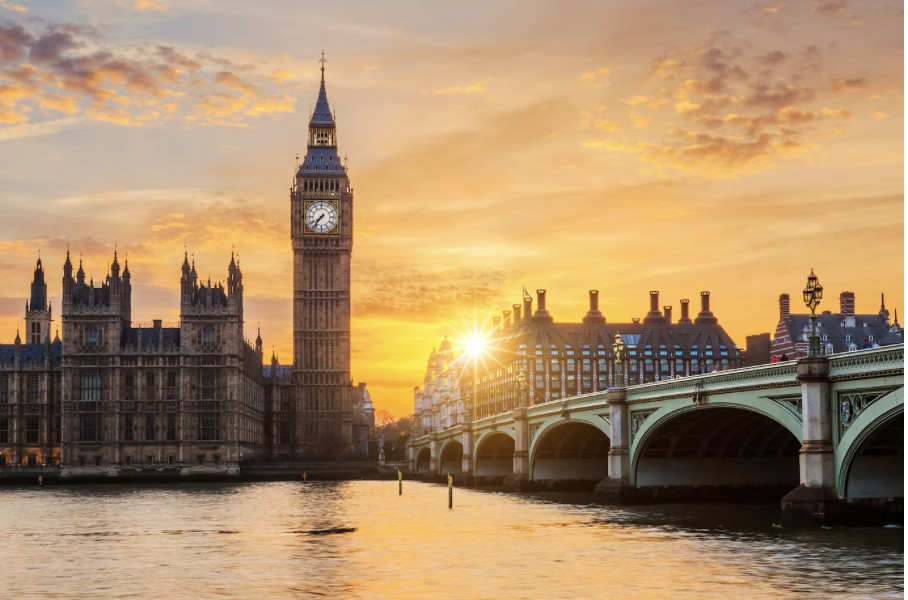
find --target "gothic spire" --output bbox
[310,52,335,127]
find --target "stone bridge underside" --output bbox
[533,422,609,481]
[634,407,799,488]
[476,433,515,477]
[845,411,903,499]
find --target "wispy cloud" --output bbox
[431,83,486,95]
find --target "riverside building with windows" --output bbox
[415,289,742,433]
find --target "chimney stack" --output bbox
[779,293,790,318]
[644,290,664,323]
[536,289,547,313]
[523,296,532,320]
[663,305,672,324]
[679,299,692,323]
[503,310,511,326]
[512,304,522,322]
[583,290,605,324]
[694,291,717,324]
[840,291,855,316]
[532,289,553,322]
[492,316,500,330]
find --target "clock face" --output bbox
[304,201,339,234]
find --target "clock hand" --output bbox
[316,213,326,224]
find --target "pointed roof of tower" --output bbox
[310,52,335,125]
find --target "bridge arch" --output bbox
[837,387,903,499]
[415,447,431,474]
[474,431,515,476]
[438,440,463,475]
[530,419,610,481]
[631,404,800,492]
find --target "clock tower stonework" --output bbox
[291,61,353,458]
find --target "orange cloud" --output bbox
[39,93,79,114]
[118,0,168,11]
[431,83,486,95]
[0,21,302,131]
[0,0,25,12]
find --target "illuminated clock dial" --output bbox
[305,201,339,234]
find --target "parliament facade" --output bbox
[0,65,372,476]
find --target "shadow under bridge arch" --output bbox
[843,407,903,500]
[475,432,515,476]
[439,440,463,475]
[531,421,610,482]
[634,406,800,498]
[415,447,431,475]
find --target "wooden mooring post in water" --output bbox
[448,474,453,509]
[398,470,402,495]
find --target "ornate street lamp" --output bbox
[612,333,625,387]
[517,368,528,407]
[802,269,824,357]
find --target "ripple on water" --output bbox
[0,481,902,600]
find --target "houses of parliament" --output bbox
[0,66,373,477]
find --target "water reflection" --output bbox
[0,481,901,600]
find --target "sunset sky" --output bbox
[0,0,902,416]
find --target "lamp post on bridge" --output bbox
[612,334,625,388]
[803,269,824,357]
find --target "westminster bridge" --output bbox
[408,345,903,526]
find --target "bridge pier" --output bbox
[781,357,844,527]
[428,434,438,474]
[504,406,531,490]
[595,388,642,503]
[461,419,473,475]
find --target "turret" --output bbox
[25,256,52,344]
[879,293,890,324]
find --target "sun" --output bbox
[464,333,487,358]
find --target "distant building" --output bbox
[0,259,62,468]
[415,289,743,433]
[744,333,772,366]
[351,383,375,458]
[770,291,903,360]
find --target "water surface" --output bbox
[0,481,901,599]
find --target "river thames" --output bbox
[0,480,901,599]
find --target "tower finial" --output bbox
[319,51,326,80]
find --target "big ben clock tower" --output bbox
[291,56,353,458]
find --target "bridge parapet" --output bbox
[828,345,904,379]
[626,361,799,403]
